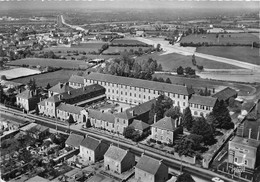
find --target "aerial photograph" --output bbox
[0,0,259,182]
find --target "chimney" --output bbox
[257,131,260,141]
[121,108,123,112]
[68,91,71,95]
[178,117,181,126]
[159,159,163,164]
[249,128,252,139]
[175,119,177,128]
[154,114,157,124]
[58,95,61,100]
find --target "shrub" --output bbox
[149,138,156,143]
[157,140,162,144]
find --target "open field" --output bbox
[136,53,242,71]
[103,46,151,54]
[12,70,78,87]
[196,47,260,65]
[0,68,41,79]
[181,33,259,45]
[7,58,90,69]
[111,38,150,46]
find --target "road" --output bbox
[60,15,87,32]
[0,106,236,182]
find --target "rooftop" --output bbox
[68,75,85,84]
[104,145,129,162]
[88,109,115,123]
[152,116,178,131]
[231,136,260,148]
[16,89,37,99]
[129,119,150,131]
[212,87,237,101]
[57,103,84,114]
[49,82,73,94]
[136,155,165,175]
[65,133,84,148]
[189,94,217,107]
[80,136,103,151]
[25,175,50,182]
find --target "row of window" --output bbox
[234,157,248,166]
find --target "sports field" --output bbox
[196,46,260,65]
[0,68,41,79]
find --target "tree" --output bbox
[27,78,37,91]
[86,119,91,128]
[157,64,163,71]
[148,103,156,125]
[66,114,75,132]
[191,54,196,66]
[165,78,171,84]
[177,66,184,75]
[156,44,161,52]
[154,95,173,121]
[46,83,51,90]
[158,77,164,82]
[152,77,158,82]
[35,105,39,115]
[175,136,196,157]
[164,106,181,119]
[0,84,6,103]
[176,173,195,182]
[183,107,193,131]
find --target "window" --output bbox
[125,85,127,89]
[139,94,141,98]
[183,95,186,99]
[125,92,127,95]
[144,95,146,99]
[178,94,180,98]
[234,157,238,163]
[244,160,248,166]
[130,93,132,96]
[183,102,185,106]
[121,91,123,95]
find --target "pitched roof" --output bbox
[68,75,85,84]
[104,145,129,162]
[88,109,115,123]
[16,89,36,99]
[65,133,84,148]
[152,116,177,131]
[213,87,237,101]
[38,100,45,106]
[189,95,217,107]
[57,103,84,114]
[115,110,135,120]
[26,175,50,182]
[49,82,73,94]
[45,95,61,103]
[231,136,260,148]
[136,155,165,175]
[130,98,157,116]
[80,136,102,151]
[129,120,150,131]
[85,72,194,95]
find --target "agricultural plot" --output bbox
[7,58,90,69]
[196,46,260,65]
[0,68,41,79]
[111,38,150,46]
[103,46,151,54]
[12,70,78,87]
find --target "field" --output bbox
[0,68,41,79]
[196,47,260,65]
[111,38,150,46]
[181,33,259,45]
[136,53,242,71]
[7,58,90,69]
[12,70,78,87]
[103,46,151,54]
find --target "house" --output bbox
[228,136,260,170]
[80,136,109,163]
[104,145,135,174]
[129,119,150,135]
[16,89,40,112]
[68,75,85,89]
[213,87,237,104]
[151,116,182,144]
[65,133,84,149]
[20,123,49,140]
[135,155,168,182]
[26,175,50,182]
[188,95,217,117]
[56,103,84,123]
[48,82,73,97]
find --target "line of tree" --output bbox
[177,66,196,76]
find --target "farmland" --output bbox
[111,38,150,46]
[180,33,259,45]
[136,52,242,71]
[196,47,260,65]
[103,46,152,54]
[7,58,91,69]
[0,68,41,79]
[12,70,78,87]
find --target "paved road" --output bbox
[60,15,86,32]
[0,106,237,182]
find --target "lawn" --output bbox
[196,46,260,65]
[7,58,90,69]
[103,46,151,54]
[0,68,41,79]
[181,33,259,45]
[12,70,78,87]
[111,38,150,46]
[136,52,242,71]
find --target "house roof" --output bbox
[33,124,49,133]
[57,103,84,114]
[129,119,150,131]
[189,95,217,107]
[115,110,135,120]
[49,82,73,94]
[130,98,157,116]
[213,87,237,101]
[65,133,84,148]
[45,95,61,103]
[88,109,115,123]
[80,136,102,151]
[38,100,45,106]
[152,116,177,131]
[26,175,50,182]
[104,145,129,162]
[68,75,85,84]
[16,89,36,99]
[20,123,38,131]
[136,155,165,175]
[231,136,260,148]
[84,72,194,95]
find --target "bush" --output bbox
[149,138,156,143]
[157,140,162,144]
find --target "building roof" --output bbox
[85,72,194,95]
[130,98,157,116]
[68,75,85,84]
[65,133,84,148]
[57,103,84,114]
[136,155,165,175]
[26,175,50,182]
[104,145,129,162]
[152,116,178,131]
[231,136,260,148]
[38,100,45,106]
[45,95,61,103]
[33,124,49,133]
[189,95,217,107]
[20,123,38,132]
[212,87,237,101]
[88,109,115,123]
[16,89,36,99]
[49,82,73,94]
[80,136,102,151]
[115,110,135,120]
[129,119,150,131]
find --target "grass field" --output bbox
[103,46,151,54]
[181,33,259,45]
[7,58,90,69]
[12,70,78,87]
[136,53,242,71]
[196,46,260,65]
[0,68,41,79]
[111,38,150,46]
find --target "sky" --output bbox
[0,0,259,11]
